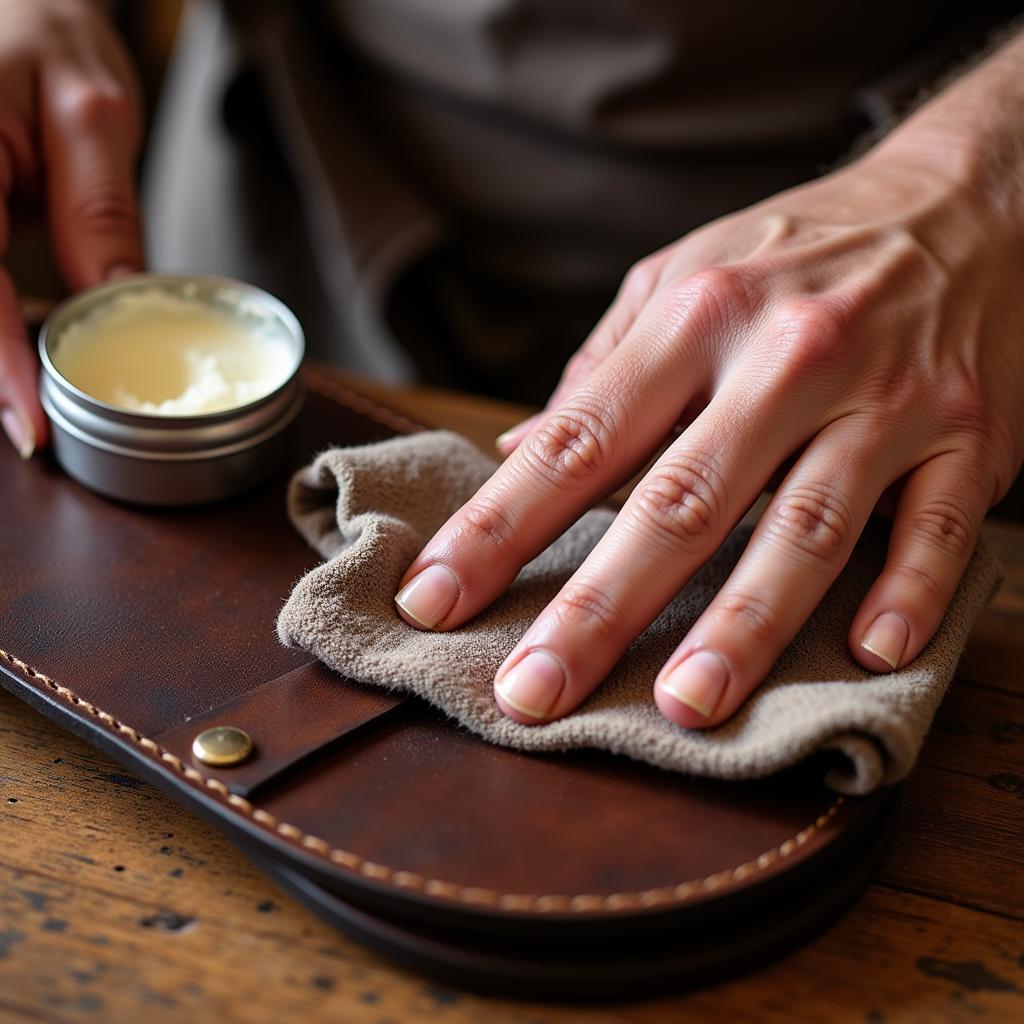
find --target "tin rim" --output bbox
[40,379,306,463]
[38,272,305,426]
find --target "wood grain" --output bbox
[877,682,1024,919]
[2,689,1022,1024]
[2,372,1022,1023]
[960,519,1024,698]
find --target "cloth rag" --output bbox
[277,431,1003,795]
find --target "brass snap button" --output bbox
[192,725,253,767]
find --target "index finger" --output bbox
[393,269,751,631]
[40,64,144,289]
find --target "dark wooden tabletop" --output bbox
[1,374,1022,1024]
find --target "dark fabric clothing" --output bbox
[145,0,1021,402]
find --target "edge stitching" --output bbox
[2,371,845,913]
[0,646,843,914]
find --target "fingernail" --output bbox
[495,426,524,453]
[860,612,908,670]
[495,415,539,454]
[394,564,460,629]
[495,650,565,719]
[2,408,35,460]
[106,264,139,280]
[657,650,728,719]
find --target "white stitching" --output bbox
[0,645,844,912]
[0,362,847,911]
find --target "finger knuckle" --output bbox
[890,561,946,600]
[710,590,777,643]
[553,581,622,642]
[459,497,517,553]
[520,402,617,484]
[765,482,854,569]
[70,183,138,236]
[54,78,135,133]
[630,451,725,549]
[771,296,856,376]
[905,497,975,562]
[941,377,987,435]
[562,348,597,385]
[662,265,758,334]
[621,257,660,301]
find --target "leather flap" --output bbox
[0,366,888,936]
[153,660,408,796]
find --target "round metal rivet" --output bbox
[192,726,253,767]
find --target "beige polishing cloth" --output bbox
[278,431,1003,795]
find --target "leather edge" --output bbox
[301,364,428,434]
[0,372,864,920]
[0,642,849,918]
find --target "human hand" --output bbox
[0,0,143,458]
[394,134,1024,729]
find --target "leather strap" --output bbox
[153,660,408,796]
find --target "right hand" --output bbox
[1,0,144,458]
[396,142,1024,730]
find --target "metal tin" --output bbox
[39,273,305,507]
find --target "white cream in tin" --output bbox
[52,288,295,416]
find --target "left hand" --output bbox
[0,0,144,458]
[393,132,1024,730]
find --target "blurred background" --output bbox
[8,0,1022,517]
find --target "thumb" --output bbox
[40,67,144,290]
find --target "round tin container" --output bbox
[39,273,305,507]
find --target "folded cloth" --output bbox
[278,431,1003,795]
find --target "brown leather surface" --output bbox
[256,706,855,900]
[153,660,409,797]
[1,380,397,736]
[0,363,891,925]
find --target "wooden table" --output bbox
[2,374,1022,1024]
